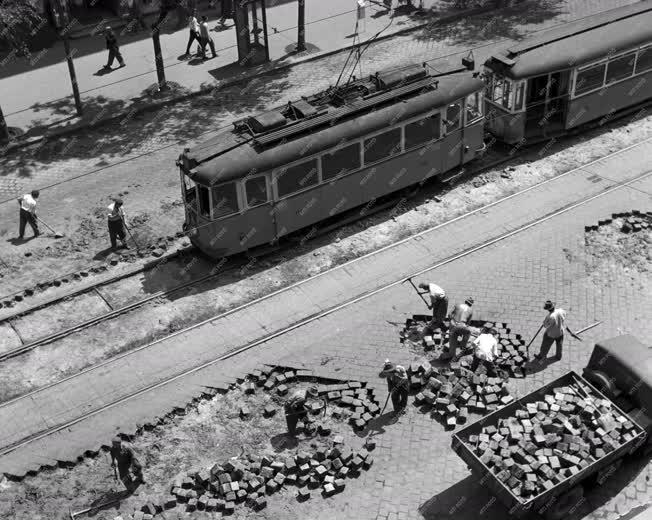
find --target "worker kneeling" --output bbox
[284,386,320,436]
[471,326,499,376]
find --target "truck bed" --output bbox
[451,371,646,517]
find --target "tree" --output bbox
[0,0,46,141]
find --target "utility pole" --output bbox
[62,36,83,116]
[152,26,167,91]
[0,105,9,143]
[296,0,306,52]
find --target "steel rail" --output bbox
[0,165,649,458]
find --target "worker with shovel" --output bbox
[442,297,474,361]
[380,361,410,415]
[107,198,130,251]
[417,282,448,330]
[533,300,581,363]
[17,190,40,239]
[109,437,144,491]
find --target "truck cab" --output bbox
[583,334,652,440]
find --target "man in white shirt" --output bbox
[534,300,580,362]
[18,190,40,239]
[107,198,129,251]
[443,297,474,360]
[418,282,448,330]
[471,326,498,374]
[184,13,201,57]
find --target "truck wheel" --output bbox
[583,369,615,397]
[544,486,584,520]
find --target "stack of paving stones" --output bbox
[401,316,528,378]
[459,381,643,502]
[113,366,379,519]
[584,210,652,233]
[410,361,513,429]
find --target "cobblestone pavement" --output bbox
[0,0,635,203]
[1,137,650,519]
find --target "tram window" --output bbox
[182,176,197,206]
[211,182,239,218]
[245,176,268,207]
[198,184,211,218]
[635,45,652,74]
[514,82,525,110]
[275,159,319,197]
[322,143,361,180]
[607,52,636,83]
[444,103,461,133]
[363,128,401,164]
[405,114,441,149]
[465,93,482,124]
[574,63,606,95]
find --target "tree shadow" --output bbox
[411,0,567,44]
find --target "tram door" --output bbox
[441,101,465,173]
[525,71,570,137]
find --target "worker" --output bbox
[109,437,144,490]
[471,325,499,375]
[284,389,309,436]
[107,198,129,251]
[380,360,410,415]
[534,300,581,362]
[442,297,474,360]
[418,282,448,330]
[17,190,40,239]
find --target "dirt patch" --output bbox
[0,369,379,520]
[584,213,652,290]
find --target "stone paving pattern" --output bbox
[1,139,650,519]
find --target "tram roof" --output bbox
[188,73,484,186]
[485,2,652,80]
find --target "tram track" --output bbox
[0,138,650,461]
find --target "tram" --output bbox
[177,63,486,258]
[483,1,652,144]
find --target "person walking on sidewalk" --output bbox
[199,16,217,59]
[418,282,448,330]
[107,198,129,251]
[534,300,581,362]
[17,190,40,239]
[184,12,201,57]
[443,297,474,360]
[380,361,410,415]
[103,28,125,70]
[109,437,144,491]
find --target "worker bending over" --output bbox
[380,361,410,415]
[471,326,499,375]
[418,282,448,330]
[109,437,144,491]
[443,297,474,360]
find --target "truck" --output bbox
[451,335,652,520]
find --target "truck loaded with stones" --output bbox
[452,335,652,520]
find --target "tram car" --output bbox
[483,1,652,144]
[177,63,486,257]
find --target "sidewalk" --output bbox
[0,0,462,141]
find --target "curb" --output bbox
[1,4,493,155]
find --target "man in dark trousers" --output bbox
[107,198,129,251]
[534,300,581,362]
[183,12,201,57]
[17,190,40,239]
[199,16,217,59]
[109,437,144,490]
[443,297,474,360]
[284,389,309,436]
[103,28,125,70]
[418,282,448,330]
[380,361,409,415]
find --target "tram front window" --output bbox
[211,182,239,218]
[182,175,197,210]
[198,184,211,218]
[486,72,514,110]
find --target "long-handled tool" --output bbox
[402,277,431,309]
[35,216,64,238]
[123,219,142,250]
[524,323,544,361]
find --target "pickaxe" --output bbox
[402,277,431,308]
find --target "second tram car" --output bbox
[178,64,485,258]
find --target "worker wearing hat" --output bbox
[534,300,580,362]
[380,360,410,415]
[109,437,144,490]
[442,297,474,360]
[107,197,129,251]
[418,282,448,330]
[284,386,319,436]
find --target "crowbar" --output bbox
[402,277,430,308]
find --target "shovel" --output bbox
[36,216,64,238]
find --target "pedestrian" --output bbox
[103,27,125,70]
[380,360,409,415]
[534,300,581,362]
[107,198,129,251]
[109,437,144,490]
[471,325,498,374]
[184,12,201,57]
[418,282,448,330]
[284,389,309,436]
[442,297,474,360]
[199,15,217,59]
[17,190,40,239]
